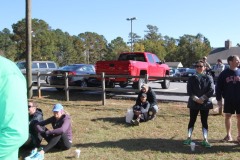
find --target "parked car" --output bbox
[181,68,196,82]
[16,61,58,83]
[174,68,189,81]
[169,68,180,82]
[49,64,97,91]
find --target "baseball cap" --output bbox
[52,103,63,112]
[141,93,147,97]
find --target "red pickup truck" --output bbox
[95,52,170,89]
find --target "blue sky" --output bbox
[1,0,239,47]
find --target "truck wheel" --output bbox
[161,79,170,89]
[80,80,88,87]
[132,78,145,89]
[119,82,128,88]
[106,82,115,88]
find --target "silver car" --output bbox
[16,61,58,83]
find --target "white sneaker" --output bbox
[25,148,38,160]
[31,152,44,160]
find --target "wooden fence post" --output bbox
[101,72,106,105]
[65,72,69,101]
[37,72,41,98]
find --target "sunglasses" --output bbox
[195,65,204,68]
[28,105,32,108]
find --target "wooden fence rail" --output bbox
[31,72,221,114]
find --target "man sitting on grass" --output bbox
[131,93,150,125]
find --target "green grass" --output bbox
[19,90,240,160]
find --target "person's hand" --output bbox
[45,130,50,137]
[196,98,204,104]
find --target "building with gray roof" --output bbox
[207,40,240,65]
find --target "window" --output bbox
[152,54,161,63]
[48,63,56,68]
[39,63,47,69]
[32,63,38,69]
[147,54,154,63]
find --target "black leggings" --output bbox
[188,109,209,130]
[41,133,72,153]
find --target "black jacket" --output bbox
[29,108,44,134]
[187,74,214,110]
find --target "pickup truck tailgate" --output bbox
[96,60,131,74]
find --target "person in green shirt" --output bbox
[0,56,28,160]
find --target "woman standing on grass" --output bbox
[25,103,72,160]
[183,60,214,148]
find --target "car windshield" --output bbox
[16,62,26,69]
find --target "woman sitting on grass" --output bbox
[131,93,150,126]
[183,60,214,148]
[25,103,72,160]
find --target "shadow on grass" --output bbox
[74,138,240,154]
[19,145,68,159]
[91,117,126,126]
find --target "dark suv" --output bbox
[49,64,96,90]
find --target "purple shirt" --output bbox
[36,114,72,141]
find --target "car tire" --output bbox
[80,80,88,87]
[119,82,128,88]
[161,78,170,89]
[105,81,115,88]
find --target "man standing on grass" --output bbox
[215,55,240,142]
[0,56,28,159]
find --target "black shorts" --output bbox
[224,100,240,114]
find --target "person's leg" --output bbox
[236,114,240,142]
[200,109,209,140]
[148,105,158,120]
[56,133,72,150]
[184,109,199,145]
[43,135,62,153]
[187,109,199,137]
[223,101,234,141]
[200,109,211,147]
[224,113,233,141]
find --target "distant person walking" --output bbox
[0,56,28,159]
[183,60,214,148]
[213,59,225,77]
[202,56,211,70]
[215,55,240,143]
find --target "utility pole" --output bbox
[126,17,136,52]
[26,0,32,98]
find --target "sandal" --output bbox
[221,135,233,142]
